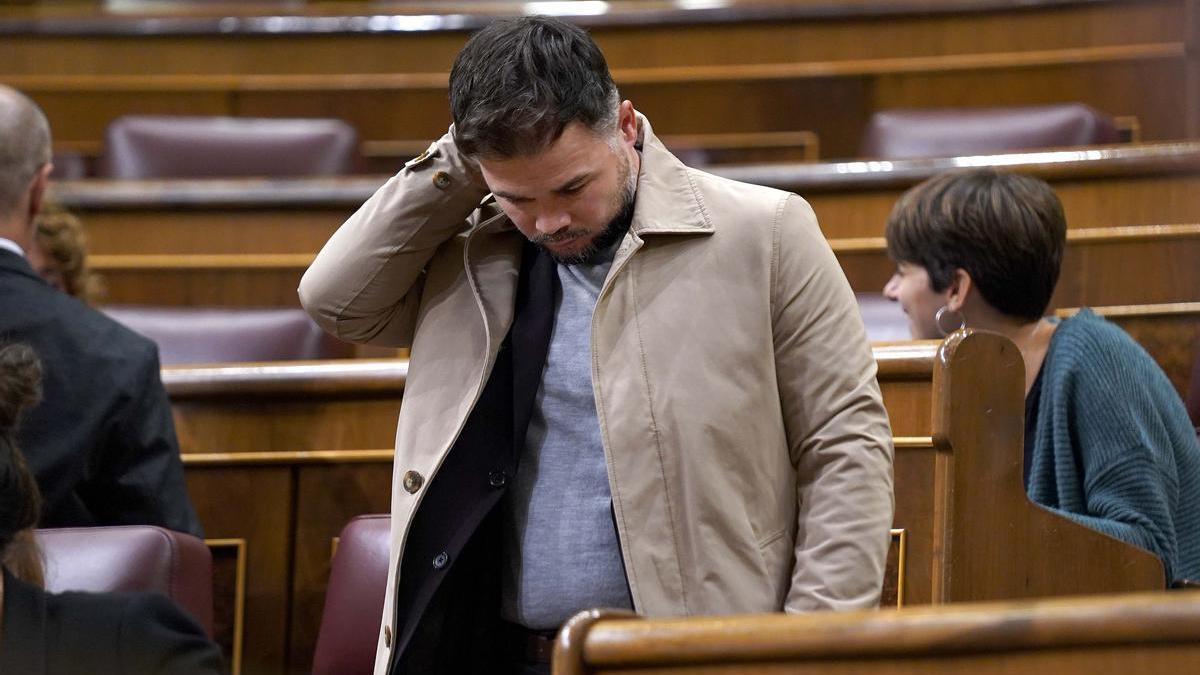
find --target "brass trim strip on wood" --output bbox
[183,449,396,466]
[893,437,935,450]
[1057,301,1200,319]
[204,538,247,675]
[891,528,908,609]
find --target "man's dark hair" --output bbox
[449,16,619,158]
[885,168,1066,321]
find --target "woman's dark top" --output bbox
[0,567,224,674]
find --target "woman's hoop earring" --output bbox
[934,306,965,337]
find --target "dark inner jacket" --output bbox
[391,242,557,673]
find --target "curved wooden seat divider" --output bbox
[551,590,1200,675]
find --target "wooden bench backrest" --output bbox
[551,590,1200,675]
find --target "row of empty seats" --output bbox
[53,103,1127,180]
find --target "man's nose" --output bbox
[882,273,900,300]
[535,210,570,235]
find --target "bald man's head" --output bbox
[0,86,52,219]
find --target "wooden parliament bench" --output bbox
[165,330,1165,674]
[837,223,1200,309]
[50,141,1200,308]
[551,589,1200,675]
[3,0,1197,160]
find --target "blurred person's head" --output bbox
[29,204,104,304]
[0,86,53,251]
[882,169,1066,339]
[449,16,639,265]
[0,343,45,586]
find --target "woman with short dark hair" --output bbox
[883,168,1200,585]
[0,343,224,674]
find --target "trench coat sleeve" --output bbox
[771,194,895,611]
[298,129,492,347]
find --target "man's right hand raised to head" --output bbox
[298,127,494,348]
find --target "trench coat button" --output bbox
[433,551,449,569]
[432,171,452,190]
[383,625,392,648]
[488,471,507,488]
[402,470,424,494]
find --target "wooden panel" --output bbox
[170,360,403,674]
[185,467,292,675]
[808,172,1200,238]
[84,223,1200,310]
[4,0,1193,161]
[2,2,1184,74]
[290,463,392,674]
[836,224,1200,309]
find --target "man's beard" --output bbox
[534,156,636,266]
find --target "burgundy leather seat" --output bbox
[312,515,391,675]
[859,104,1121,159]
[99,115,360,179]
[102,306,354,365]
[36,525,214,636]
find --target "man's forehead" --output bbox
[479,125,613,194]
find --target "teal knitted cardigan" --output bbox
[1028,309,1200,584]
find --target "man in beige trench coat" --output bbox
[300,15,894,675]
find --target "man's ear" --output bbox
[617,100,637,146]
[944,268,974,313]
[27,163,53,220]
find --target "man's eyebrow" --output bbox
[492,188,530,201]
[493,172,594,202]
[555,171,593,192]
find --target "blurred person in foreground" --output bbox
[0,343,223,674]
[301,15,894,675]
[0,85,201,536]
[883,168,1200,584]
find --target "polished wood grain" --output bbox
[553,591,1200,675]
[48,142,1200,306]
[3,0,1191,158]
[168,359,404,674]
[838,224,1200,309]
